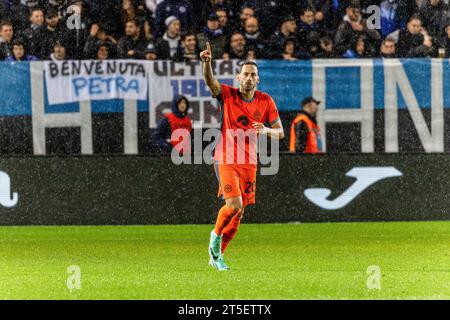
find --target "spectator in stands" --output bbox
[281,38,298,60]
[49,40,68,61]
[224,31,247,60]
[239,4,255,31]
[0,1,440,61]
[154,95,192,154]
[342,35,370,58]
[316,36,337,58]
[305,0,329,27]
[19,7,46,59]
[243,16,266,58]
[215,6,231,37]
[302,31,324,59]
[153,0,195,39]
[174,31,199,62]
[84,24,118,59]
[298,6,320,33]
[40,9,66,60]
[289,97,323,154]
[396,15,435,57]
[0,21,14,60]
[297,7,321,57]
[96,43,110,60]
[117,19,147,59]
[196,13,226,59]
[155,16,181,59]
[122,0,137,25]
[379,37,397,58]
[7,0,39,33]
[292,0,330,29]
[246,47,257,60]
[268,16,297,59]
[5,40,38,61]
[334,0,381,57]
[420,0,450,41]
[120,0,150,28]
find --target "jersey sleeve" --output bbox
[266,96,280,126]
[215,83,232,99]
[215,84,233,113]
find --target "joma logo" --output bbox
[304,167,402,210]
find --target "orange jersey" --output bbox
[213,84,280,166]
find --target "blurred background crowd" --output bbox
[0,0,449,62]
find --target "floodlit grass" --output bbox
[0,221,449,299]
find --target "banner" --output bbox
[44,60,148,104]
[1,59,450,154]
[148,60,238,128]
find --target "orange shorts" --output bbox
[213,162,257,207]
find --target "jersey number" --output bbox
[244,181,256,194]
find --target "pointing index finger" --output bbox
[206,42,211,53]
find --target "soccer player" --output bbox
[200,42,285,271]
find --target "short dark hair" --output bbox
[181,31,196,42]
[239,60,258,73]
[347,0,361,9]
[12,39,24,48]
[53,39,66,48]
[230,31,244,40]
[240,4,255,13]
[125,19,139,27]
[408,14,422,23]
[215,6,227,14]
[97,43,109,51]
[46,8,58,19]
[301,96,320,107]
[0,20,13,30]
[283,37,296,49]
[29,7,44,17]
[300,6,316,16]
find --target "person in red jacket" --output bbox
[289,96,323,153]
[154,95,192,154]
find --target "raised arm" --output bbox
[200,42,221,97]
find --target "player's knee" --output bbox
[228,203,243,212]
[225,197,243,211]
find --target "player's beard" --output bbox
[242,82,256,92]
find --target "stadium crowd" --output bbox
[0,0,449,61]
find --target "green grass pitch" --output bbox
[0,221,449,299]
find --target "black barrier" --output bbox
[0,154,448,225]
